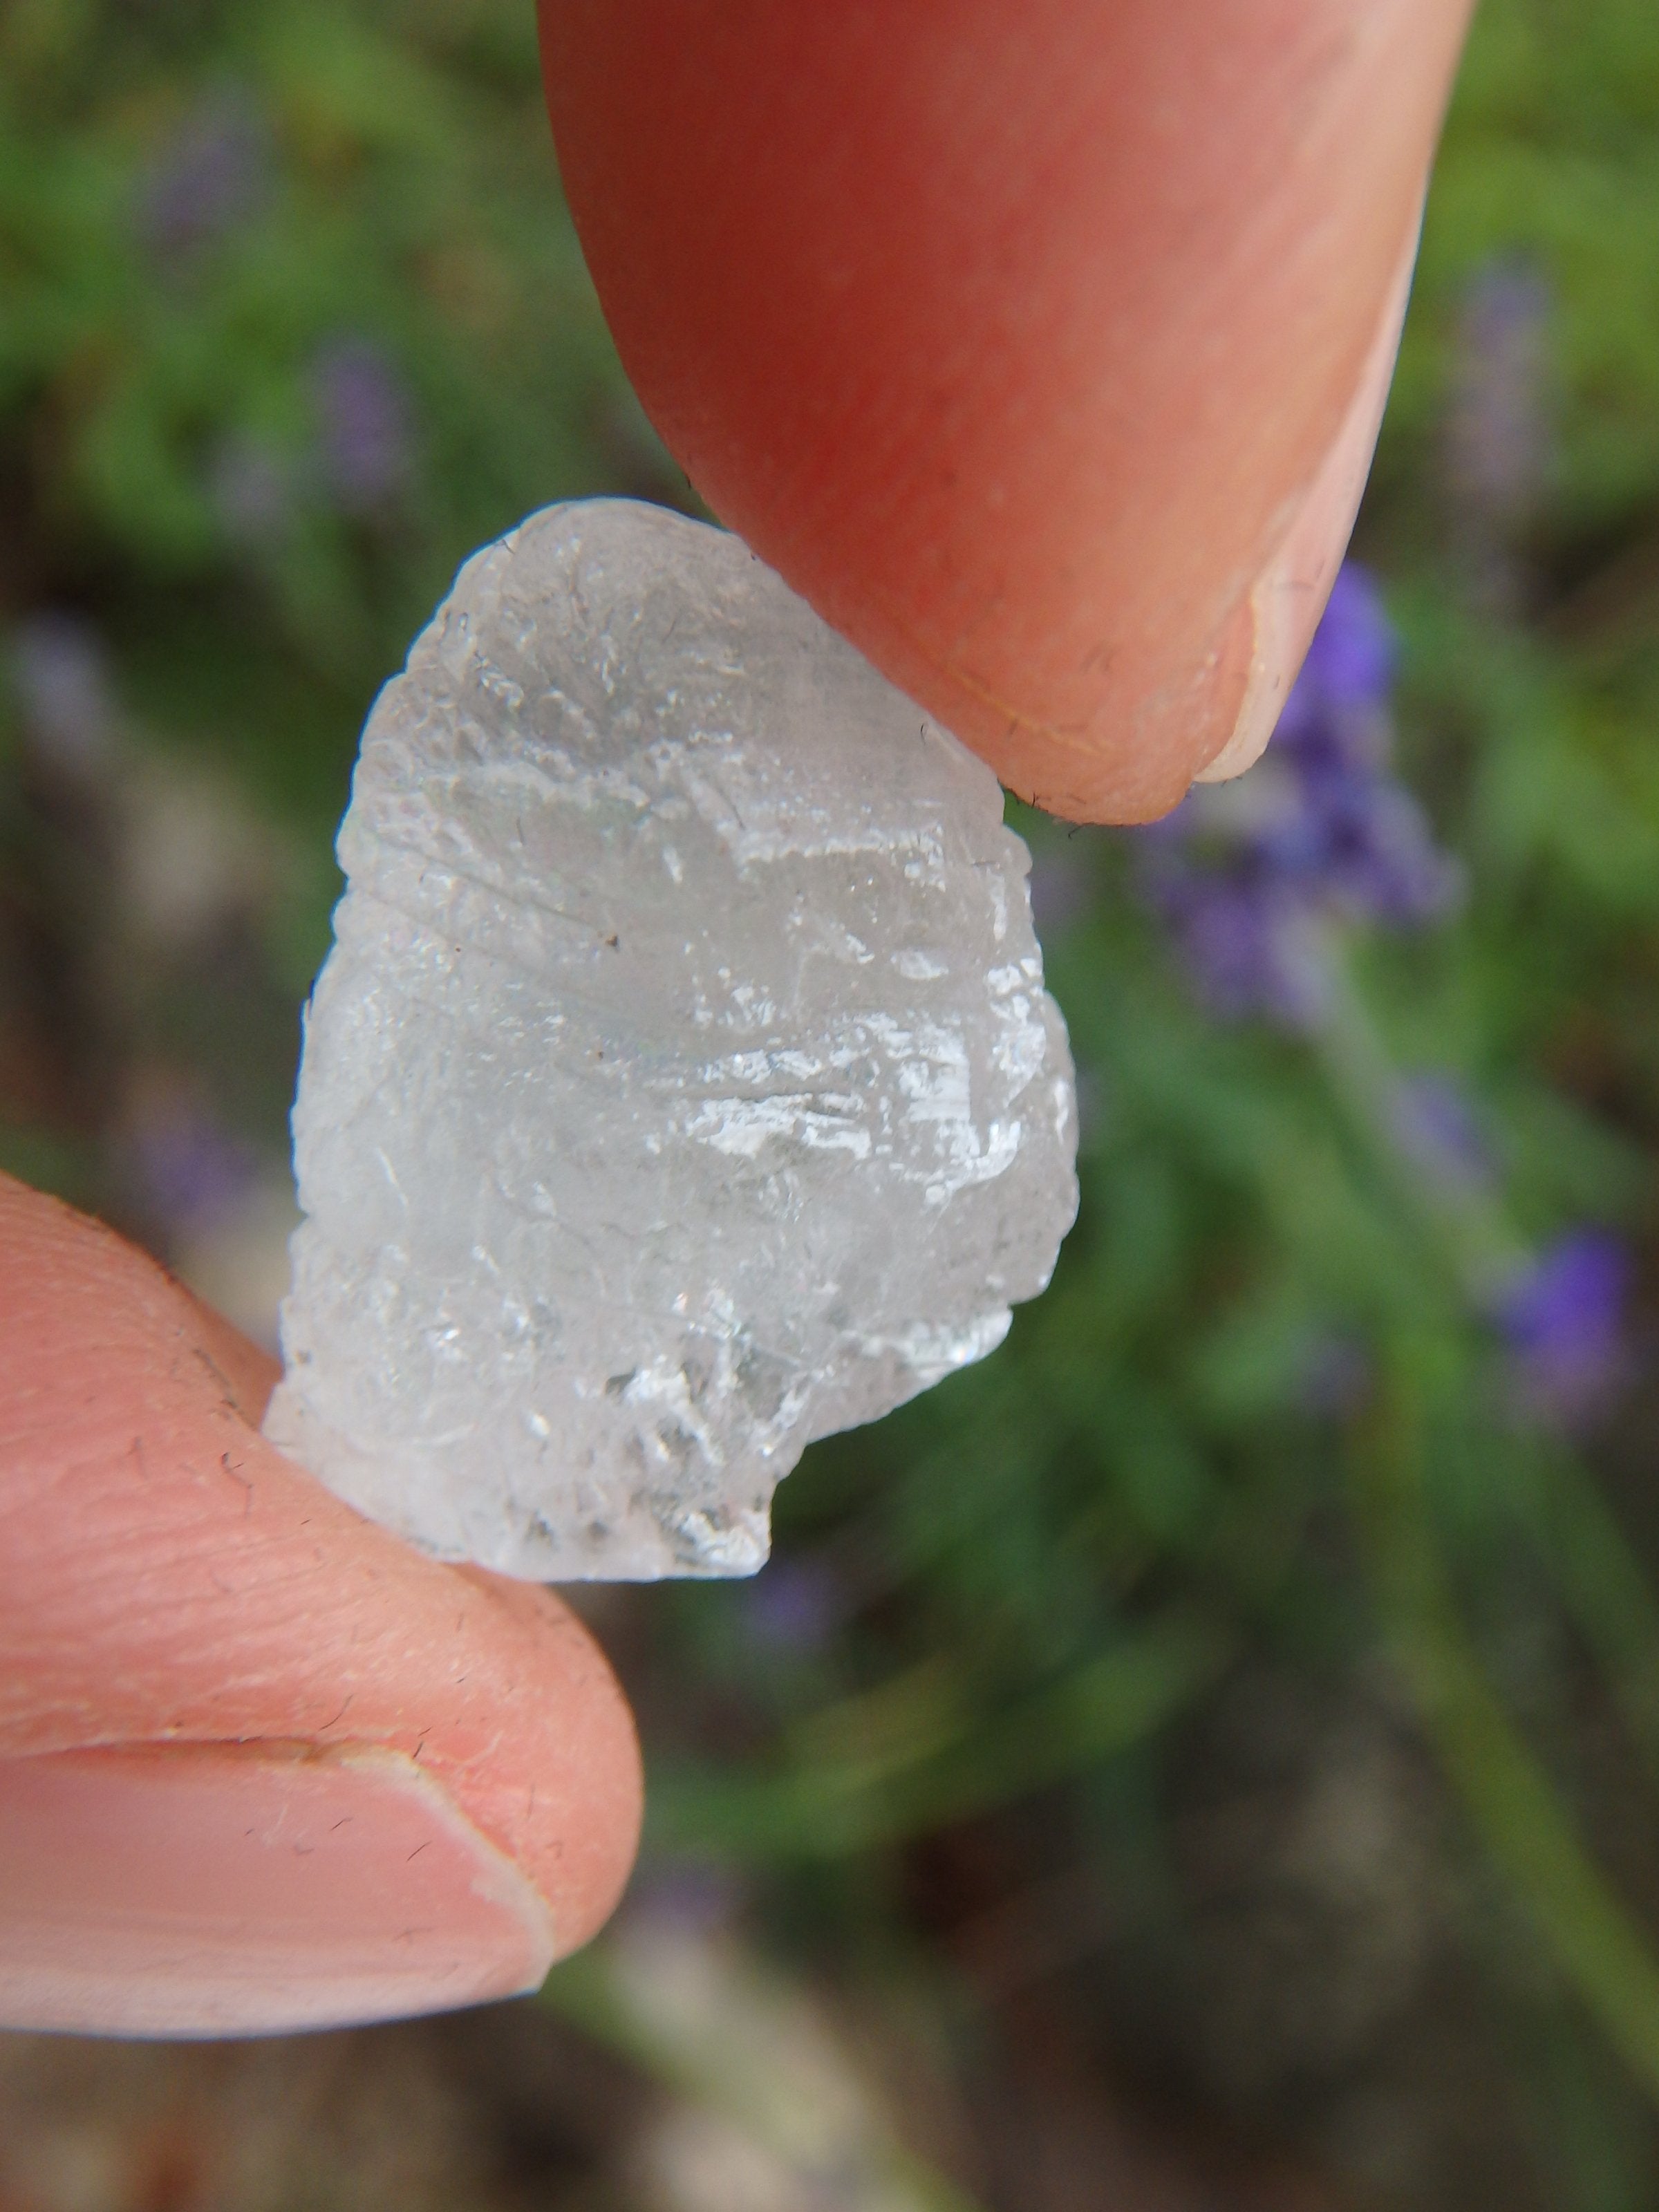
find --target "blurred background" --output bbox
[3,1,1659,2206]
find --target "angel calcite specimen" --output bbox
[263,500,1077,1579]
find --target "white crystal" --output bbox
[263,500,1077,1580]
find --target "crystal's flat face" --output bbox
[263,500,1078,1580]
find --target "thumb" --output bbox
[541,0,1471,820]
[0,1173,641,2036]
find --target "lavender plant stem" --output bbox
[1351,1385,1659,2106]
[1304,937,1524,1302]
[1308,950,1659,1780]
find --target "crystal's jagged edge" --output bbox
[263,500,1078,1580]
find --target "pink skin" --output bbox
[541,0,1472,821]
[0,1175,641,2034]
[0,1748,552,2037]
[2,2,1467,2036]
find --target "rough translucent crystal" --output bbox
[263,500,1077,1580]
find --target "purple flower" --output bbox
[1289,563,1397,720]
[630,1858,744,1935]
[10,612,118,773]
[1497,1230,1631,1430]
[1447,261,1551,529]
[742,1554,847,1655]
[1143,863,1329,1027]
[138,95,269,259]
[1135,559,1459,1021]
[311,339,413,510]
[125,1096,257,1239]
[1266,767,1461,926]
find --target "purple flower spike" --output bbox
[139,95,268,259]
[11,612,118,772]
[1498,1230,1631,1430]
[742,1553,847,1654]
[1134,558,1456,1026]
[1295,772,1463,926]
[126,1096,257,1239]
[1448,261,1551,527]
[632,1859,744,1936]
[1298,563,1397,713]
[1145,864,1329,1028]
[311,339,413,510]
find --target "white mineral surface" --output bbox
[263,500,1078,1580]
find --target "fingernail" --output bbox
[1195,212,1422,785]
[0,1743,556,2036]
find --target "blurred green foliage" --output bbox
[1,0,671,853]
[4,2,1659,2204]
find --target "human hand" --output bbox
[0,0,1468,2038]
[0,1174,640,2034]
[541,0,1473,820]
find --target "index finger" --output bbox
[540,0,1472,819]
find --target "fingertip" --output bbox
[0,1173,644,2010]
[542,0,1472,819]
[454,1573,645,1958]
